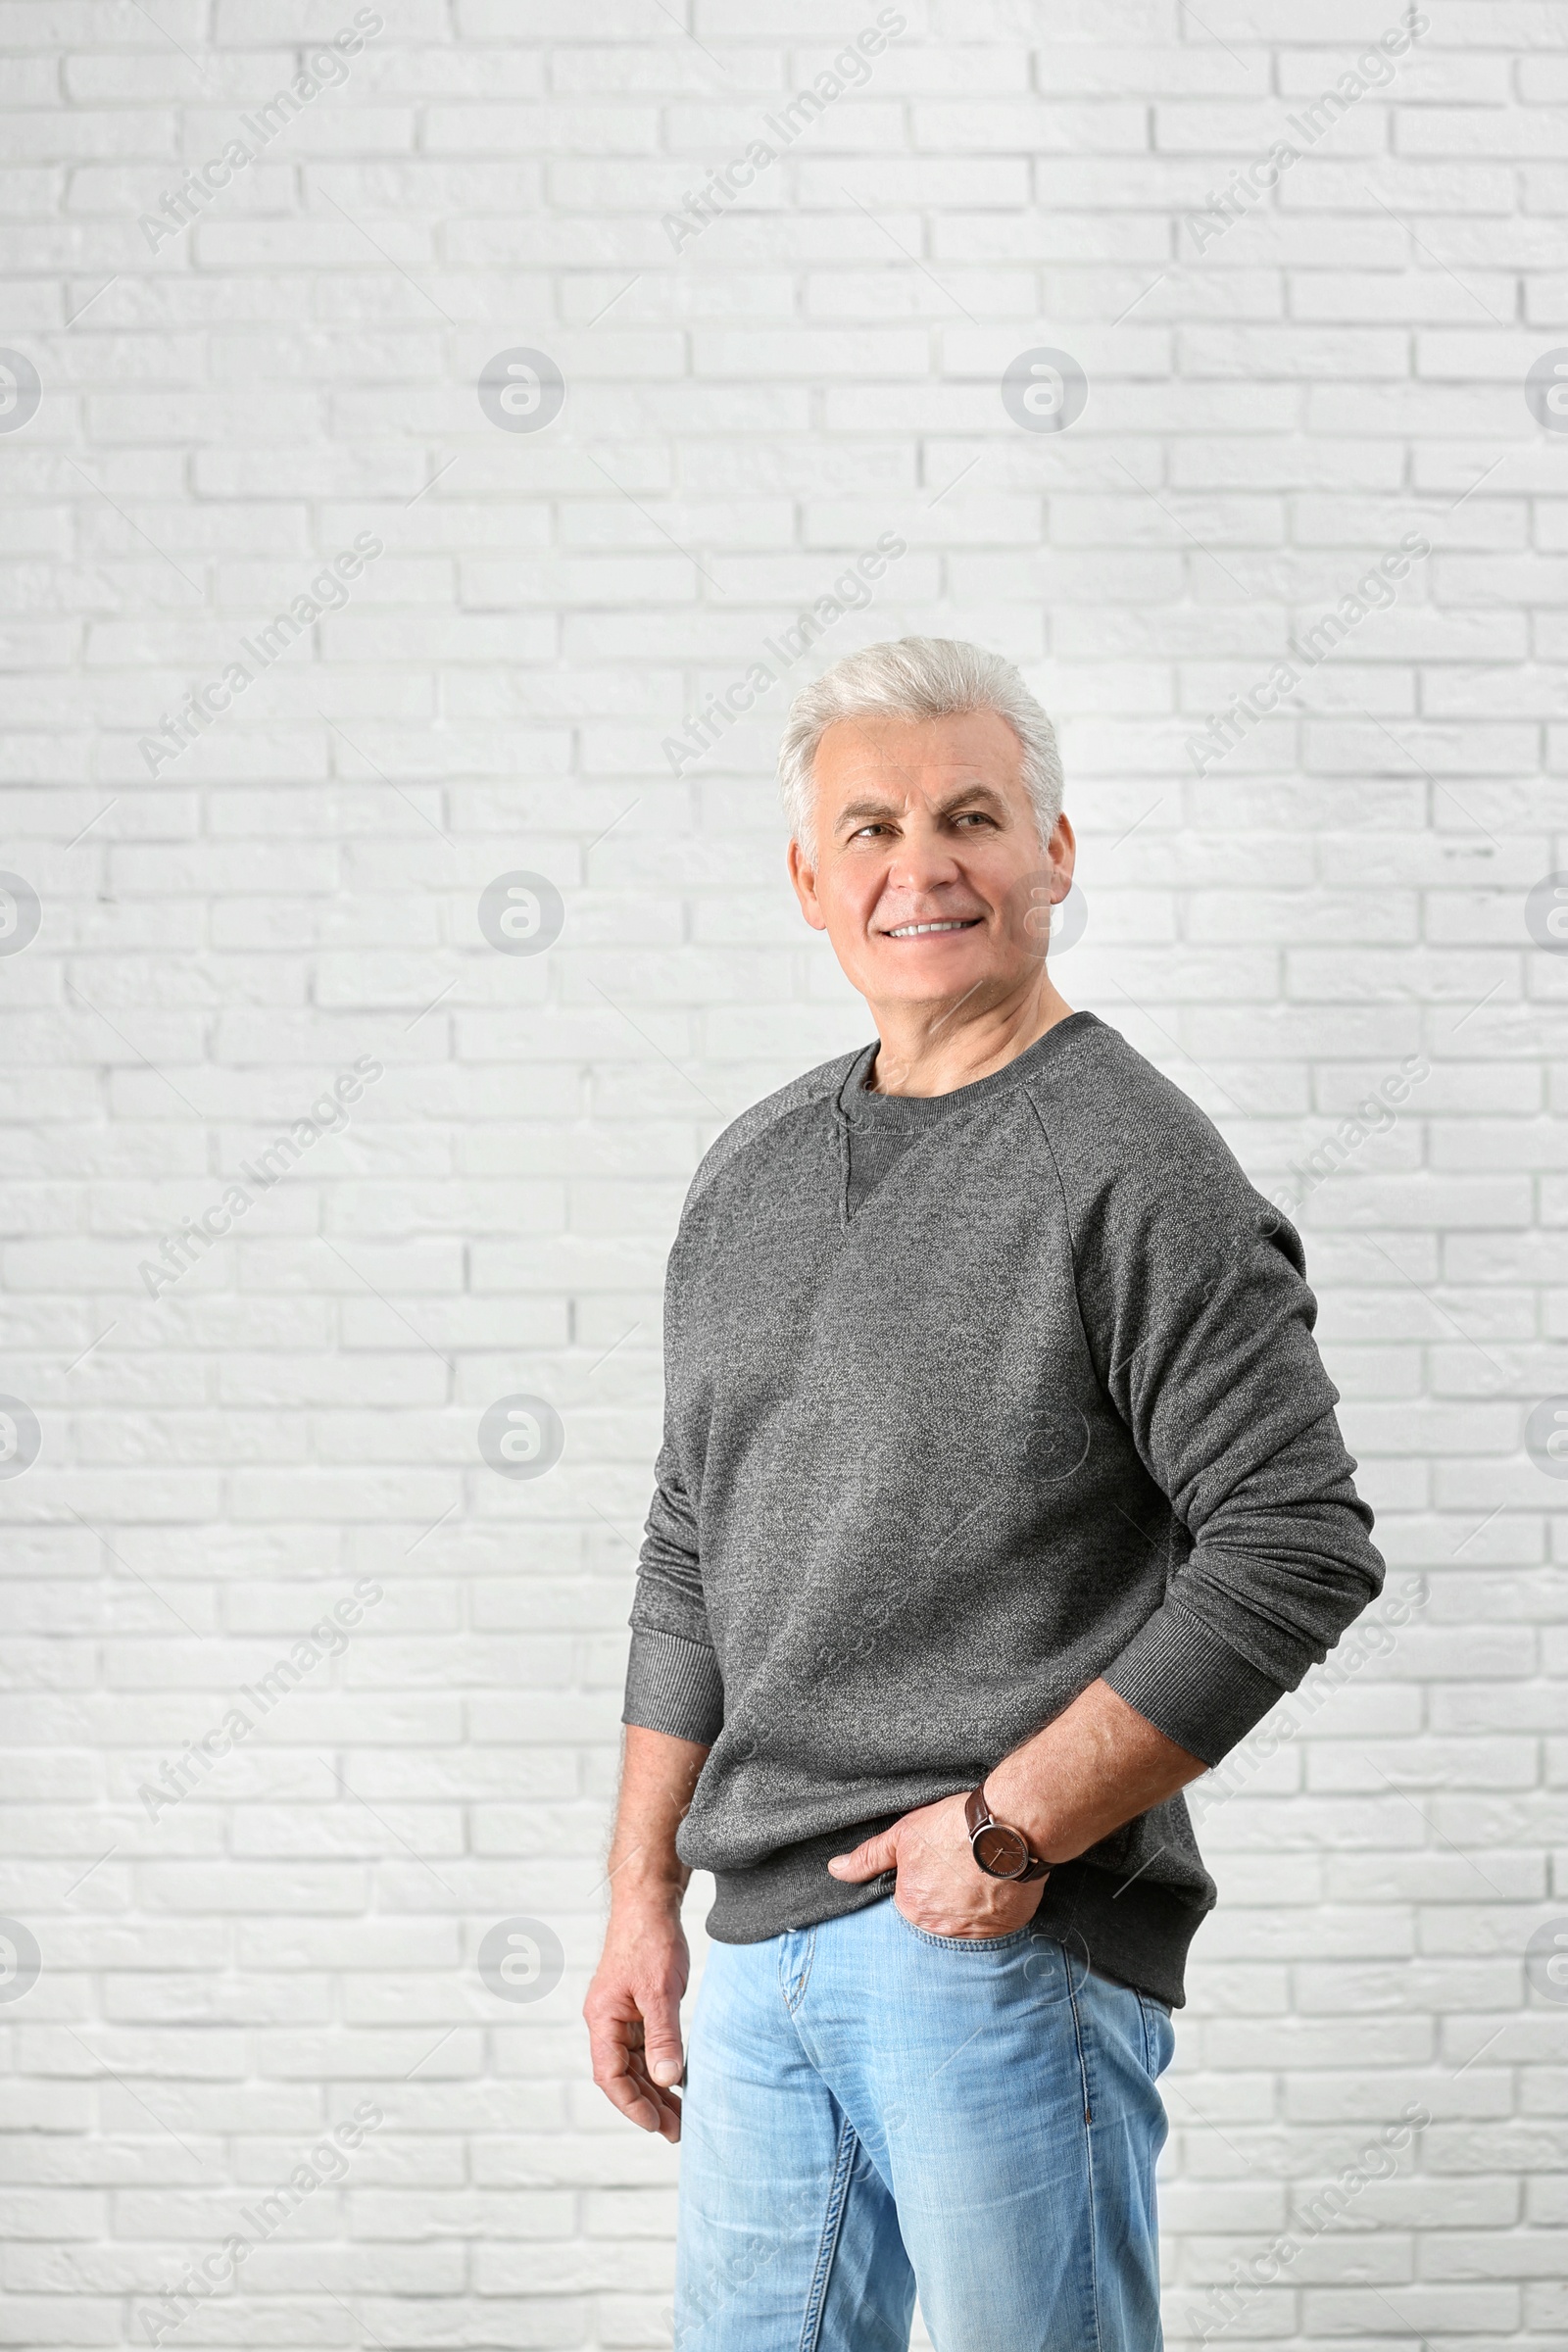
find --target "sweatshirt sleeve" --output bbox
[621,1418,724,1748]
[1057,1077,1386,1768]
[620,1051,862,1751]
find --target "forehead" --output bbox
[812,708,1026,800]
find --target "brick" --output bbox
[1,10,1561,2345]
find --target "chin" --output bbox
[879,956,995,995]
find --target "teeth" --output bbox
[887,919,975,938]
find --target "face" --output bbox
[786,709,1075,1015]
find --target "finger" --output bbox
[625,2048,683,2143]
[827,1828,898,1882]
[640,1984,686,2089]
[603,2065,666,2132]
[588,2014,667,2133]
[586,1992,688,2135]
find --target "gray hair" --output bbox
[777,636,1064,862]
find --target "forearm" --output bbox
[984,1677,1207,1866]
[606,1723,710,1909]
[587,1725,709,2140]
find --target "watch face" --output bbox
[973,1822,1030,1880]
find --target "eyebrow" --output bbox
[831,781,1010,837]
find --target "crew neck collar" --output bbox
[839,1008,1100,1127]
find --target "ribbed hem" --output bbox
[1102,1598,1289,1769]
[701,1836,1211,2010]
[1027,1857,1211,2009]
[622,1627,724,1746]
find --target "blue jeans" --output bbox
[674,1896,1174,2352]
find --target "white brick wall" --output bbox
[0,2,1563,2344]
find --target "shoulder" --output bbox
[1021,1013,1300,1270]
[1022,1013,1237,1175]
[683,1047,864,1214]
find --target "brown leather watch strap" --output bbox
[965,1781,1051,1883]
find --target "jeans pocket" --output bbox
[892,1905,1036,1953]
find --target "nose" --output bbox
[883,812,966,896]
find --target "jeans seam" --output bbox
[779,1927,817,2016]
[796,2108,858,2352]
[1065,1962,1105,2352]
[1137,1989,1173,2079]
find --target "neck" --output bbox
[864,971,1077,1099]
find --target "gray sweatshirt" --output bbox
[622,1010,1384,2006]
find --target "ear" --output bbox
[787,836,828,933]
[1046,810,1076,897]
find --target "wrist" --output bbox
[607,1861,688,1918]
[979,1760,1077,1867]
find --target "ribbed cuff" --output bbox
[1102,1600,1289,1770]
[622,1627,724,1746]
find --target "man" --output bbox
[584,637,1384,2349]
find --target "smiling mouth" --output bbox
[881,917,984,940]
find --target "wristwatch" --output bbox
[964,1780,1051,1883]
